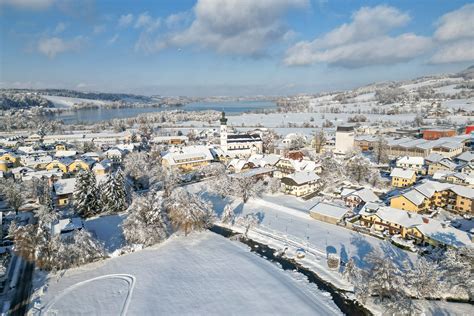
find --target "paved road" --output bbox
[9,260,34,316]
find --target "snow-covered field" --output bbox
[42,95,111,108]
[32,232,342,315]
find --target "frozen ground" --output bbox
[32,232,342,315]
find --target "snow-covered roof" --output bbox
[228,159,249,172]
[55,150,77,158]
[310,202,349,220]
[390,168,415,179]
[396,156,424,166]
[54,178,76,195]
[162,146,214,166]
[456,151,474,163]
[438,159,457,169]
[425,152,445,163]
[282,171,320,185]
[450,186,474,199]
[230,167,275,179]
[52,217,83,236]
[402,190,426,206]
[342,188,379,203]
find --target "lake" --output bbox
[46,100,277,124]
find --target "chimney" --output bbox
[422,217,429,224]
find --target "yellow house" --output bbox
[0,152,20,167]
[46,158,73,173]
[0,160,8,172]
[390,168,416,188]
[55,143,67,151]
[53,178,76,207]
[68,159,94,173]
[92,160,112,176]
[451,187,474,214]
[390,194,427,213]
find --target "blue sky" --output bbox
[1,0,473,96]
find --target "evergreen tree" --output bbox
[101,168,128,214]
[74,170,100,217]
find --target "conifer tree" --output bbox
[74,170,100,217]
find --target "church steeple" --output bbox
[220,111,227,125]
[220,112,228,152]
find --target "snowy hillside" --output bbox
[41,95,112,108]
[33,232,342,315]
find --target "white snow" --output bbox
[32,232,342,315]
[42,95,111,108]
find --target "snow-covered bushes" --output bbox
[165,188,215,236]
[122,192,169,246]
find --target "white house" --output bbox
[396,156,425,174]
[335,125,355,154]
[281,171,320,197]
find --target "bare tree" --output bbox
[122,192,169,246]
[166,188,214,236]
[372,136,388,164]
[0,179,25,215]
[312,129,326,154]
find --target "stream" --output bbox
[210,225,372,316]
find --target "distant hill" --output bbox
[457,65,474,79]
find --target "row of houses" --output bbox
[390,180,474,214]
[359,203,473,249]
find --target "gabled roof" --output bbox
[310,202,349,220]
[53,178,76,195]
[390,168,415,179]
[282,171,320,185]
[425,152,445,163]
[456,151,474,163]
[396,156,424,166]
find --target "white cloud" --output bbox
[165,11,190,29]
[429,4,474,64]
[93,24,106,34]
[135,12,161,32]
[430,40,474,64]
[434,4,474,41]
[107,33,119,45]
[53,22,66,34]
[284,5,431,67]
[136,0,307,55]
[37,36,86,58]
[118,13,133,28]
[0,0,55,10]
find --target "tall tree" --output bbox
[0,179,25,215]
[373,136,389,164]
[101,168,128,214]
[74,170,100,217]
[166,188,214,236]
[312,129,326,154]
[122,192,169,246]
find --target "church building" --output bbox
[220,112,263,158]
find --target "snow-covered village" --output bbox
[1,1,474,315]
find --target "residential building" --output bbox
[390,168,416,188]
[427,158,457,175]
[161,145,214,171]
[341,187,380,209]
[335,125,354,154]
[395,156,425,174]
[281,171,320,197]
[309,202,350,225]
[53,178,76,206]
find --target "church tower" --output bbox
[220,111,228,152]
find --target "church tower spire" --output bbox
[220,112,228,152]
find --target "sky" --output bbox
[0,0,473,96]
